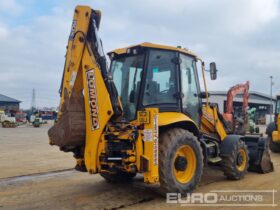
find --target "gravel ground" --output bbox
[0,123,74,179]
[0,123,279,210]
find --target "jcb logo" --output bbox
[86,70,100,130]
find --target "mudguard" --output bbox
[220,135,242,155]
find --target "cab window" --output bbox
[180,54,200,124]
[143,50,177,106]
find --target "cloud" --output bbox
[0,0,280,109]
[0,24,8,39]
[227,0,279,34]
[0,5,72,108]
[0,0,24,16]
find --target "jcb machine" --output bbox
[48,6,273,195]
[266,94,280,152]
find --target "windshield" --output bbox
[111,54,144,121]
[143,50,177,106]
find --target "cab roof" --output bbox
[108,42,198,58]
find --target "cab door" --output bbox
[180,54,201,124]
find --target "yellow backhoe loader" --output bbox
[48,5,273,195]
[266,94,280,152]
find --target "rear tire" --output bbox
[268,136,280,153]
[159,128,203,196]
[221,140,249,180]
[100,171,136,183]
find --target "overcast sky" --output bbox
[0,0,279,109]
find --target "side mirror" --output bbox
[198,91,210,99]
[210,62,217,80]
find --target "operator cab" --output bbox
[108,43,210,124]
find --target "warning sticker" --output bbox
[69,20,77,40]
[70,71,77,86]
[153,114,159,166]
[143,129,153,142]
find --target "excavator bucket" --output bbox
[48,89,86,151]
[242,136,274,173]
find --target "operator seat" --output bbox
[143,71,160,105]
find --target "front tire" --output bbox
[159,128,203,196]
[221,140,249,180]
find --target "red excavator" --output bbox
[223,81,249,135]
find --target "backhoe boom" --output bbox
[48,6,118,173]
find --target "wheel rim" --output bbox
[236,148,247,171]
[173,145,196,184]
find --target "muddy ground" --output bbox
[0,124,279,210]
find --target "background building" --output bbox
[208,91,276,125]
[0,93,21,112]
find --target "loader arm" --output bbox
[201,80,273,173]
[48,6,121,173]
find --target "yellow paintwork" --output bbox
[58,6,92,118]
[158,112,198,128]
[57,6,114,173]
[82,49,114,173]
[109,42,199,58]
[237,148,247,172]
[142,108,159,183]
[201,105,227,140]
[173,145,196,184]
[272,97,280,142]
[197,57,228,140]
[199,59,210,105]
[272,131,280,142]
[55,5,234,186]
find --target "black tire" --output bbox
[268,136,280,153]
[221,140,249,180]
[159,128,203,196]
[100,171,136,183]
